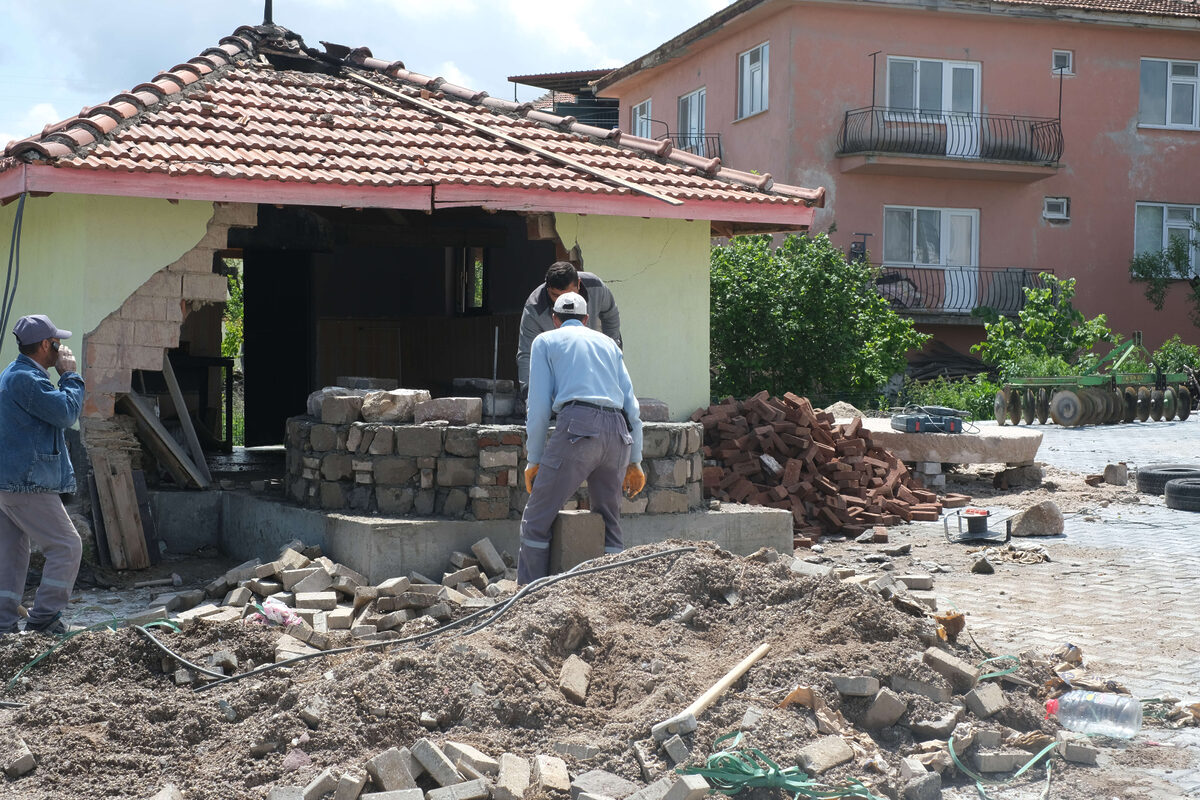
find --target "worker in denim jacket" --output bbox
[517,292,644,584]
[0,314,85,635]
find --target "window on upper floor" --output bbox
[1135,202,1199,275]
[1140,59,1200,129]
[1052,50,1074,75]
[631,99,653,139]
[883,206,979,266]
[887,57,980,116]
[738,42,769,119]
[678,87,706,153]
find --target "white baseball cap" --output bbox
[553,291,587,316]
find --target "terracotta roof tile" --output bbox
[0,23,825,215]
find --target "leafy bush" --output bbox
[709,234,929,398]
[901,373,1000,421]
[971,273,1112,382]
[221,262,244,360]
[1130,234,1200,328]
[1152,335,1200,373]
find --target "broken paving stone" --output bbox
[559,654,592,704]
[361,791,424,800]
[444,741,499,775]
[909,708,962,740]
[831,674,879,697]
[970,555,995,574]
[412,738,465,786]
[974,750,1027,773]
[740,707,764,730]
[661,734,689,765]
[663,775,709,800]
[553,742,601,760]
[266,787,305,800]
[965,682,1008,718]
[495,754,531,800]
[882,544,912,556]
[427,779,492,800]
[1103,462,1129,486]
[861,687,908,729]
[533,754,571,794]
[902,773,942,800]
[334,769,368,800]
[366,747,419,791]
[570,769,639,800]
[797,736,854,774]
[303,768,339,800]
[3,738,36,778]
[626,777,674,800]
[922,647,979,693]
[1055,731,1100,765]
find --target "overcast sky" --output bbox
[0,0,732,147]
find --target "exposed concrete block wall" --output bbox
[284,419,705,520]
[80,202,257,420]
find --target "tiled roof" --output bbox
[0,24,822,230]
[997,0,1200,17]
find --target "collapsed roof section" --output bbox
[0,24,823,235]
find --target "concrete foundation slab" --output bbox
[854,418,1041,465]
[150,492,791,583]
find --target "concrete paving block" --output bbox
[360,791,425,800]
[442,566,481,587]
[553,742,601,760]
[975,750,1025,773]
[282,568,322,591]
[223,586,252,607]
[303,768,339,800]
[1056,731,1099,765]
[225,558,262,584]
[797,736,854,774]
[444,741,499,776]
[923,647,979,693]
[559,654,592,704]
[661,734,690,765]
[902,772,941,800]
[789,560,835,579]
[377,577,412,596]
[412,738,465,787]
[327,606,354,629]
[571,769,639,800]
[910,708,962,740]
[266,788,305,800]
[890,675,952,703]
[426,778,491,800]
[334,769,368,800]
[965,682,1007,719]
[898,574,934,590]
[292,568,335,594]
[495,753,530,800]
[533,754,571,794]
[831,674,880,697]
[471,538,507,576]
[626,777,674,800]
[550,511,605,573]
[899,756,927,781]
[861,687,908,729]
[295,591,339,611]
[662,775,709,800]
[366,747,419,791]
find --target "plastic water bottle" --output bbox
[1045,691,1142,738]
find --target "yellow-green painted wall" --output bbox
[554,214,710,420]
[0,193,213,347]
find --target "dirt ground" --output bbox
[0,458,1193,800]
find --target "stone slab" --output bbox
[855,417,1041,465]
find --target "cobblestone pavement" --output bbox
[919,419,1200,797]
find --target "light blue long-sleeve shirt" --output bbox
[525,319,643,466]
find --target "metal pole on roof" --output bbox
[342,70,684,206]
[263,0,273,24]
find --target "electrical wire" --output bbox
[193,546,697,693]
[1,192,27,356]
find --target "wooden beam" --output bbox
[161,352,213,485]
[118,393,210,489]
[91,451,151,570]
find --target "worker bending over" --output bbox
[518,292,644,584]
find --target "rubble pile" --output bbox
[692,392,964,542]
[0,542,1121,800]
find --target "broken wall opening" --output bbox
[233,205,567,447]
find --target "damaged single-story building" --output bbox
[0,20,825,575]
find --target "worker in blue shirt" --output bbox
[518,291,645,584]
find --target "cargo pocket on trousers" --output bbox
[565,420,600,444]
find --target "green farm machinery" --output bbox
[994,334,1197,428]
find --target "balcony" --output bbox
[837,107,1062,181]
[657,133,722,160]
[874,265,1051,321]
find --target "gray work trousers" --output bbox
[0,491,82,630]
[518,404,632,584]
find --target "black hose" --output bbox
[131,625,228,680]
[194,546,697,693]
[1,192,26,357]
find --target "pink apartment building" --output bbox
[592,0,1200,356]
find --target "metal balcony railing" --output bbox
[657,133,723,160]
[838,106,1063,165]
[873,265,1052,315]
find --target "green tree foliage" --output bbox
[1152,335,1200,372]
[709,234,929,398]
[902,373,1000,421]
[971,273,1112,381]
[1130,232,1200,328]
[221,260,244,360]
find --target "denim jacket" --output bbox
[0,354,84,493]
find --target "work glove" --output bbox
[623,463,646,498]
[55,345,77,375]
[524,464,539,494]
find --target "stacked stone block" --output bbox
[285,417,705,519]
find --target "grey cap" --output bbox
[12,314,72,346]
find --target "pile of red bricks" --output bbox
[691,391,948,543]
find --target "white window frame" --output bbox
[1134,202,1200,276]
[737,42,769,119]
[885,56,981,118]
[677,87,706,152]
[882,205,980,267]
[1139,58,1200,130]
[631,99,653,139]
[1052,50,1074,75]
[1043,197,1070,221]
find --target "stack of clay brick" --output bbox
[691,391,944,541]
[162,538,518,681]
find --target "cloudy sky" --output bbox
[0,0,732,147]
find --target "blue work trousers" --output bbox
[517,405,632,584]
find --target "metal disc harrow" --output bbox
[993,334,1197,428]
